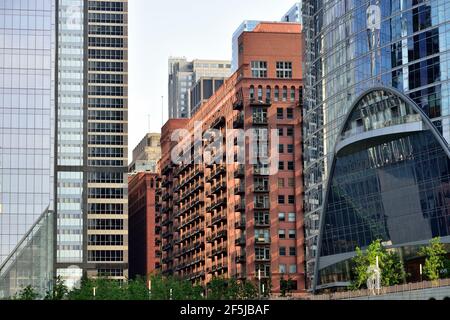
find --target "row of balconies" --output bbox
[207,165,226,182]
[178,167,203,187]
[177,196,205,217]
[178,210,204,230]
[206,229,227,243]
[174,241,203,258]
[209,181,227,196]
[180,225,204,242]
[208,262,228,274]
[179,181,205,202]
[175,256,205,271]
[207,196,227,212]
[162,242,173,251]
[188,270,206,281]
[207,244,227,258]
[206,211,227,227]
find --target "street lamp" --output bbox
[148,280,152,300]
[258,269,262,299]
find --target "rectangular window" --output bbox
[253,107,268,124]
[255,194,270,209]
[278,195,285,204]
[279,264,287,274]
[278,178,285,188]
[287,144,294,154]
[278,128,284,136]
[279,161,285,171]
[288,162,295,170]
[278,212,286,222]
[288,178,295,187]
[289,265,297,274]
[277,108,284,120]
[288,230,296,239]
[289,247,297,256]
[255,247,270,260]
[287,127,294,136]
[288,195,295,204]
[255,211,270,226]
[279,247,286,256]
[279,144,284,154]
[276,61,292,78]
[279,230,286,239]
[287,108,294,119]
[251,61,267,78]
[254,177,269,192]
[288,212,296,222]
[255,229,270,243]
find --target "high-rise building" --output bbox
[231,21,261,73]
[231,4,303,73]
[190,77,226,116]
[168,58,231,119]
[281,3,302,24]
[129,133,161,174]
[55,0,129,287]
[0,0,56,298]
[302,0,450,292]
[159,23,305,294]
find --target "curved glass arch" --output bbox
[315,87,450,290]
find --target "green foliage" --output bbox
[350,239,407,290]
[15,285,39,300]
[419,237,448,281]
[280,276,296,297]
[44,276,69,300]
[15,273,259,301]
[206,276,258,300]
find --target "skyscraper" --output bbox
[302,0,450,291]
[281,2,302,24]
[0,0,56,298]
[231,4,303,73]
[55,0,128,287]
[168,58,231,119]
[159,23,305,294]
[231,20,260,73]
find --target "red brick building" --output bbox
[158,22,305,294]
[128,172,161,279]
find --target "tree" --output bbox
[127,276,150,300]
[45,276,69,300]
[280,276,296,297]
[207,277,228,300]
[419,237,448,281]
[350,239,406,290]
[15,285,39,300]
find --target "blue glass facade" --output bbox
[317,88,450,288]
[0,0,55,265]
[303,0,450,289]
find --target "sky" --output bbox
[128,0,298,159]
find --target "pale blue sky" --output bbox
[128,0,298,156]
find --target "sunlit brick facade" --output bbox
[158,23,305,294]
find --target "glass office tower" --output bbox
[0,0,56,297]
[55,0,129,286]
[302,0,450,290]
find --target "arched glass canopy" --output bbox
[314,87,450,290]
